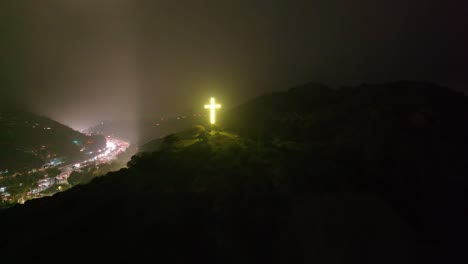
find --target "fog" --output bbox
[1,0,467,135]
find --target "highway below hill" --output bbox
[59,136,130,173]
[0,136,131,205]
[27,136,130,199]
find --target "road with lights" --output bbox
[60,136,130,173]
[1,136,131,204]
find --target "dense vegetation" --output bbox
[0,82,465,263]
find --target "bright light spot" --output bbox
[204,97,221,124]
[106,141,116,150]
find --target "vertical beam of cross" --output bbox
[204,97,221,124]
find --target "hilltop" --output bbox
[1,82,467,263]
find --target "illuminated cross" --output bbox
[204,97,221,124]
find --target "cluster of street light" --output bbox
[66,136,130,172]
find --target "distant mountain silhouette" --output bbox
[0,82,466,263]
[86,115,206,146]
[0,109,106,173]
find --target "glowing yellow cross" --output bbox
[204,97,221,124]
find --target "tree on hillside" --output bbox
[25,172,45,187]
[161,134,180,150]
[198,130,209,142]
[46,168,61,177]
[189,125,206,138]
[165,134,180,144]
[67,171,83,186]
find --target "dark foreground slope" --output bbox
[0,82,466,263]
[222,82,468,261]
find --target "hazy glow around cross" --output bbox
[204,97,221,124]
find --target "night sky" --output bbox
[1,0,467,130]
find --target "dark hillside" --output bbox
[0,82,466,263]
[0,109,106,172]
[224,82,468,259]
[0,132,432,263]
